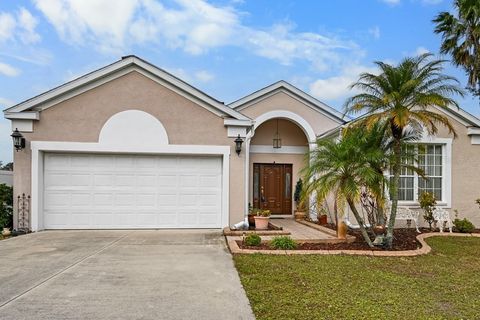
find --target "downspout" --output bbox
[231,124,254,230]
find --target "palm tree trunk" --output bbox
[347,198,374,248]
[385,138,402,248]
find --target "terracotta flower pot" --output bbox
[294,211,306,221]
[318,214,328,225]
[254,216,270,230]
[337,221,347,240]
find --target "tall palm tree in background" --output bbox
[433,0,480,98]
[344,53,463,248]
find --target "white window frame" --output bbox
[393,136,452,208]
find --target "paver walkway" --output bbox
[268,218,336,241]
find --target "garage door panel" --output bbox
[43,153,223,229]
[71,193,92,206]
[92,155,115,167]
[157,175,177,186]
[71,174,91,187]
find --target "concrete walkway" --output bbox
[268,218,336,241]
[0,230,254,320]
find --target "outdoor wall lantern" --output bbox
[235,134,244,156]
[11,128,26,151]
[273,119,282,149]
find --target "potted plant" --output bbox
[294,179,307,220]
[318,213,328,225]
[254,209,271,230]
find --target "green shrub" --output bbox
[419,192,436,230]
[270,236,297,250]
[453,218,475,233]
[244,233,262,246]
[0,184,13,229]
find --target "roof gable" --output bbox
[229,80,346,124]
[4,55,249,121]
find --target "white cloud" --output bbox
[0,62,20,76]
[34,0,139,52]
[195,70,215,82]
[33,0,361,71]
[415,46,430,55]
[309,65,378,101]
[17,8,41,44]
[0,13,16,42]
[368,26,380,39]
[0,8,41,44]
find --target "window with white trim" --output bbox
[395,143,444,202]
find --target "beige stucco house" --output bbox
[4,56,480,231]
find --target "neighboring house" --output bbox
[0,170,13,186]
[3,55,480,231]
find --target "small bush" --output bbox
[270,236,297,250]
[244,233,262,246]
[419,192,436,230]
[453,218,475,233]
[0,184,13,229]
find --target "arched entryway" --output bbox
[245,111,314,216]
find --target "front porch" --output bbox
[225,217,350,242]
[247,115,314,219]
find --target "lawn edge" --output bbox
[226,232,480,256]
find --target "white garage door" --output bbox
[43,153,223,229]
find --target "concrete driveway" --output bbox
[0,230,254,320]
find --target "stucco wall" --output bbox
[433,112,480,226]
[13,71,246,228]
[240,91,341,136]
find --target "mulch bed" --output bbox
[238,227,480,251]
[238,228,431,251]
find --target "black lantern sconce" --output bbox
[234,134,244,156]
[11,128,26,151]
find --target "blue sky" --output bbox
[0,0,478,163]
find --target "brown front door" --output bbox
[253,163,292,215]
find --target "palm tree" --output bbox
[302,129,388,248]
[433,0,480,98]
[344,54,463,248]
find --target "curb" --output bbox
[227,232,480,256]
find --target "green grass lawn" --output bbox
[234,237,480,320]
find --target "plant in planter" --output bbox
[294,179,307,220]
[254,209,271,230]
[0,184,13,237]
[419,192,436,231]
